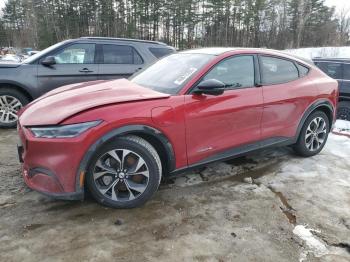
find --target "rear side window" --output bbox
[260,56,299,85]
[342,64,350,80]
[149,47,175,58]
[314,62,342,79]
[102,44,143,64]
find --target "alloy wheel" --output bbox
[0,95,22,124]
[93,149,149,202]
[305,116,327,152]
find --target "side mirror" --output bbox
[41,56,56,66]
[194,79,225,96]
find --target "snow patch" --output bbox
[285,46,350,59]
[293,225,329,260]
[333,120,350,137]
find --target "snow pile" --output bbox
[284,46,350,60]
[293,225,329,260]
[332,120,350,137]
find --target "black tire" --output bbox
[0,88,29,128]
[293,111,330,157]
[337,101,350,121]
[86,135,162,209]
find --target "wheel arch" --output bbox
[0,81,33,102]
[295,99,334,141]
[75,124,176,193]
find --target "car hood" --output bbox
[0,62,22,68]
[19,79,170,126]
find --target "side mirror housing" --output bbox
[41,56,56,66]
[194,79,225,96]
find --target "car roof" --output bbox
[312,57,350,63]
[180,47,314,66]
[78,37,171,47]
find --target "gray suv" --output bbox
[0,37,175,127]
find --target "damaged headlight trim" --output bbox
[29,120,102,138]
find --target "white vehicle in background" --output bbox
[0,54,21,63]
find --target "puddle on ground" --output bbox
[23,223,45,231]
[44,201,83,212]
[225,156,258,166]
[268,186,297,225]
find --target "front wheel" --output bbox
[293,111,330,157]
[0,88,29,128]
[86,135,162,209]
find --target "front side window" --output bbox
[53,44,95,64]
[260,56,299,85]
[315,62,342,79]
[102,44,143,64]
[202,55,255,88]
[131,53,214,94]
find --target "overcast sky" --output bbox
[0,0,349,15]
[325,0,350,14]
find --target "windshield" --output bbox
[131,53,214,94]
[22,40,70,64]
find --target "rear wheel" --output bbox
[337,101,350,121]
[86,135,162,209]
[0,88,29,128]
[293,111,330,157]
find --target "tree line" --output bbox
[0,0,349,50]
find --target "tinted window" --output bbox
[260,56,299,85]
[53,43,95,64]
[297,64,309,77]
[315,62,342,79]
[149,48,175,58]
[342,64,350,80]
[102,45,143,64]
[203,55,255,88]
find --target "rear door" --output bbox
[37,43,98,94]
[259,55,316,139]
[97,44,144,80]
[341,63,350,98]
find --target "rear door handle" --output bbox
[79,68,93,73]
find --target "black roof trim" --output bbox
[79,37,167,46]
[313,57,350,62]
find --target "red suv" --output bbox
[17,48,338,208]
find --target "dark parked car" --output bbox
[0,37,175,127]
[18,48,337,208]
[313,58,350,120]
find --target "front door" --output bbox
[184,55,263,165]
[37,43,98,95]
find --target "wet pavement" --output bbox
[0,128,349,261]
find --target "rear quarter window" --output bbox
[149,47,175,59]
[297,64,310,77]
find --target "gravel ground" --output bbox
[0,126,349,262]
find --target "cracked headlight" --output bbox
[29,120,102,138]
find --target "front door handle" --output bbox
[79,68,93,73]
